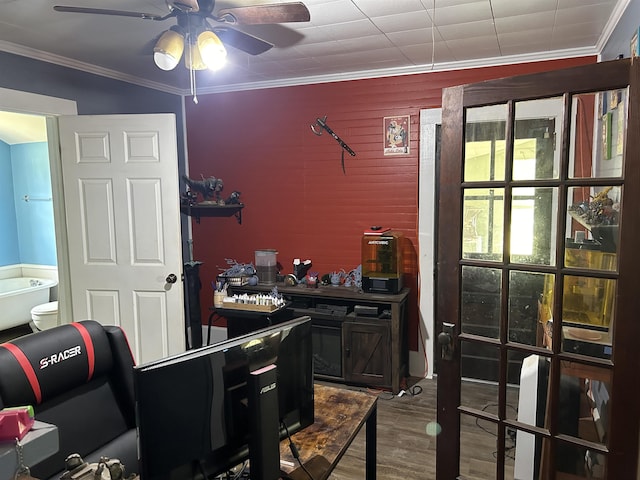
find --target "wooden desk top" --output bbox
[280,384,377,480]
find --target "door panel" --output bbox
[436,59,640,479]
[59,114,185,364]
[344,321,391,386]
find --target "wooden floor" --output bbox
[322,378,438,480]
[321,378,517,480]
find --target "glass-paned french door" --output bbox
[436,59,640,480]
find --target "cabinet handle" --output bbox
[345,347,350,357]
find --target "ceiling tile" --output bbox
[498,28,554,49]
[558,0,617,8]
[490,0,558,17]
[428,1,494,26]
[314,20,381,40]
[494,12,557,34]
[437,20,497,40]
[351,0,429,17]
[369,11,434,32]
[400,42,455,64]
[555,3,617,25]
[386,28,443,46]
[306,0,364,24]
[332,35,397,53]
[445,34,501,57]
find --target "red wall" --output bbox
[185,56,595,352]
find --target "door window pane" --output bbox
[508,271,550,347]
[511,429,545,480]
[538,274,555,350]
[510,353,551,429]
[569,89,627,179]
[461,266,501,339]
[558,362,611,447]
[562,275,615,329]
[510,187,558,266]
[554,441,607,479]
[561,274,615,360]
[465,105,508,182]
[460,411,498,479]
[566,185,620,270]
[463,188,505,260]
[461,341,500,388]
[513,98,563,180]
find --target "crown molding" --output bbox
[192,47,599,95]
[1,38,599,98]
[597,0,631,53]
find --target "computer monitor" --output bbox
[133,316,314,480]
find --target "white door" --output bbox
[58,114,185,364]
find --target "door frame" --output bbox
[418,108,441,379]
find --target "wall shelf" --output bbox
[180,203,244,224]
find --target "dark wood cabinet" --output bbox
[228,284,409,393]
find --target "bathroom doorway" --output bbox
[0,87,77,339]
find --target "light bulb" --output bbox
[197,31,227,71]
[153,30,184,71]
[184,42,207,70]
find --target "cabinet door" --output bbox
[344,321,391,387]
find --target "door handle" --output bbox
[438,322,455,361]
[166,273,178,284]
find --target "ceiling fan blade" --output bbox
[215,2,310,25]
[53,5,170,21]
[212,27,273,55]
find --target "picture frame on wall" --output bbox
[383,115,410,155]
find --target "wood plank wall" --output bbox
[185,56,595,354]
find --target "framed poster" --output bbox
[384,115,410,155]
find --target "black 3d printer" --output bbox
[361,227,404,294]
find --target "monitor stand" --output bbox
[248,364,280,480]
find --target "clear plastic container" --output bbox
[255,249,278,285]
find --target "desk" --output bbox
[0,421,58,479]
[280,384,377,480]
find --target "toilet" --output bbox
[30,301,59,331]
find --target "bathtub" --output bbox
[0,277,58,331]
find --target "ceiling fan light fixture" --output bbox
[184,41,208,71]
[153,29,185,71]
[197,30,227,71]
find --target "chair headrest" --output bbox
[0,321,114,407]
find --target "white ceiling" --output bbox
[0,0,627,98]
[0,112,47,145]
[0,0,629,144]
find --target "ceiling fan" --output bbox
[53,0,311,71]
